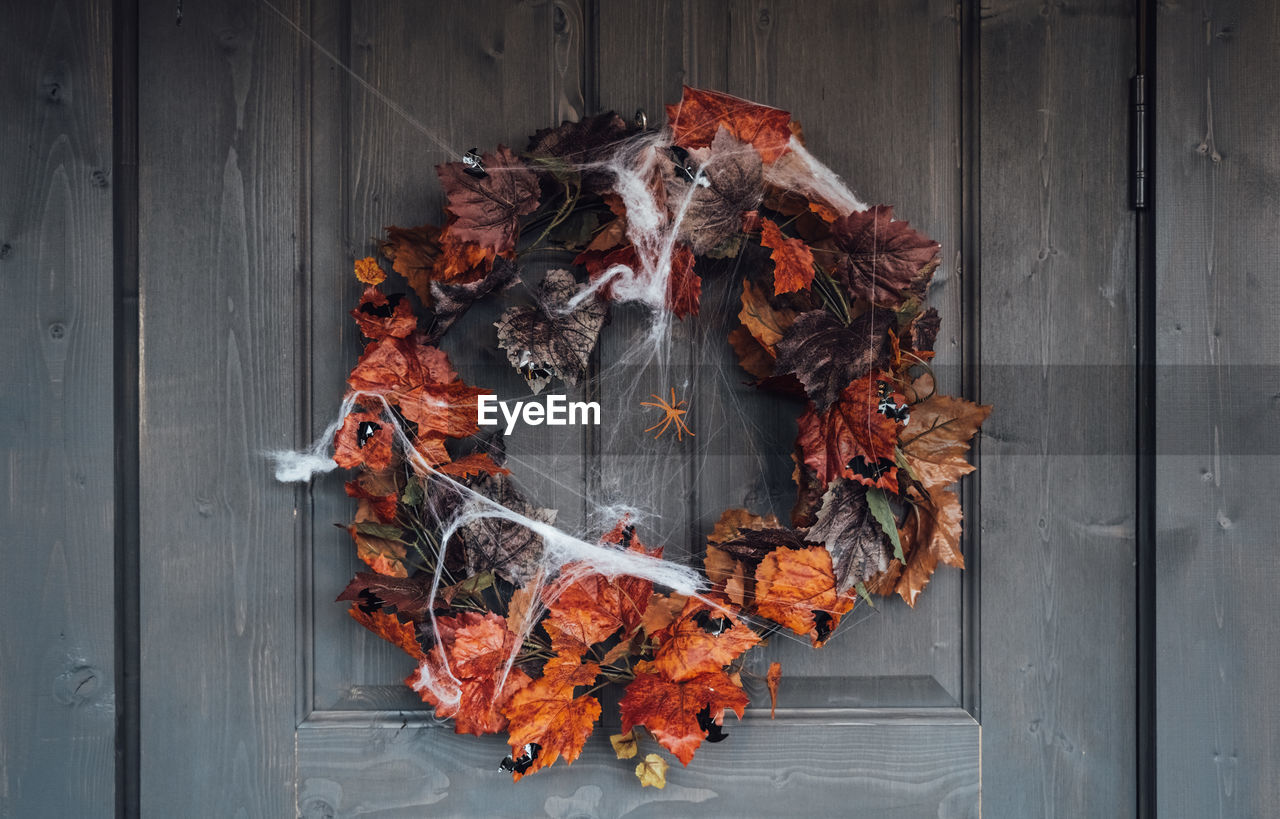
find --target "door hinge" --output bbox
[1130,74,1148,210]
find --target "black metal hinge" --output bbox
[1130,74,1148,210]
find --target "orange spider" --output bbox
[640,388,695,441]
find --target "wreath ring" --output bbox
[288,86,990,784]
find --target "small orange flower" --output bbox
[354,256,386,285]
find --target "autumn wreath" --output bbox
[311,87,990,785]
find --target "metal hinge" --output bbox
[1130,75,1148,210]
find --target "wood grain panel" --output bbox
[0,0,117,815]
[979,1,1137,815]
[1156,2,1280,815]
[137,0,304,814]
[298,711,979,818]
[715,0,966,695]
[309,0,586,710]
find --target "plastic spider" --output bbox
[640,388,696,441]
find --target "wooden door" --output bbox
[3,0,1157,816]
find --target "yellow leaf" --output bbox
[610,728,638,760]
[635,753,668,788]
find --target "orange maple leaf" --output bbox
[760,218,815,294]
[354,256,386,285]
[666,86,793,163]
[502,656,603,778]
[540,533,656,655]
[753,545,853,646]
[405,611,532,736]
[619,669,750,765]
[642,598,759,682]
[347,606,426,660]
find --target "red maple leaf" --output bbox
[795,373,902,491]
[437,146,540,255]
[350,286,417,340]
[665,86,793,162]
[619,670,749,765]
[759,218,815,294]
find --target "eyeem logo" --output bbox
[477,394,601,435]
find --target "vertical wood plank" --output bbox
[137,0,303,813]
[1157,2,1280,815]
[716,0,965,701]
[979,1,1137,815]
[310,0,579,710]
[0,1,116,815]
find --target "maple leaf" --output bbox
[495,269,607,393]
[774,309,894,410]
[380,223,497,307]
[830,206,940,308]
[766,662,782,718]
[666,86,793,163]
[760,218,815,294]
[635,753,669,788]
[396,381,489,471]
[619,669,750,765]
[644,599,759,682]
[541,530,657,654]
[354,256,386,285]
[332,409,393,472]
[667,128,764,255]
[350,287,416,340]
[455,471,557,587]
[737,278,797,353]
[804,479,892,593]
[502,657,603,778]
[708,508,782,546]
[427,256,520,341]
[406,611,532,736]
[894,488,965,607]
[437,146,540,255]
[795,374,903,491]
[753,545,853,645]
[337,571,439,620]
[542,569,653,656]
[898,394,992,491]
[527,111,633,193]
[346,335,457,394]
[347,606,426,660]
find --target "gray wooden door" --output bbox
[37,0,1280,816]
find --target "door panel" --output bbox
[125,0,1144,816]
[977,1,1138,815]
[1156,2,1280,815]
